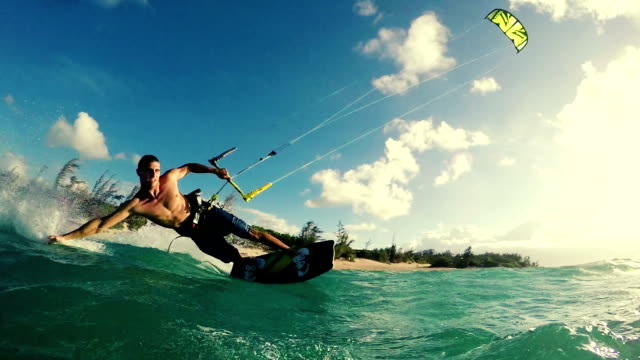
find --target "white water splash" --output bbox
[0,177,230,272]
[62,238,108,253]
[0,178,69,243]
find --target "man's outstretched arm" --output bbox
[47,199,137,244]
[166,163,230,181]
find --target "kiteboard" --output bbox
[230,240,334,284]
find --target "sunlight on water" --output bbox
[2,231,640,359]
[1,182,639,359]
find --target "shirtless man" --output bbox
[48,155,292,263]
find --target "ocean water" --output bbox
[1,189,639,359]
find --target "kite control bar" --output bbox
[209,147,238,167]
[208,147,272,203]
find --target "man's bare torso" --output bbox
[130,173,191,229]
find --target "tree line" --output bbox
[1,158,537,268]
[354,246,538,268]
[245,219,538,269]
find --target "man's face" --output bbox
[137,161,160,187]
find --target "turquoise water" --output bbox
[1,228,639,359]
[0,186,639,359]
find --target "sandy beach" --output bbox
[332,258,456,272]
[237,246,455,272]
[86,233,454,272]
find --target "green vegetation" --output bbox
[246,219,538,269]
[355,246,538,268]
[334,221,355,261]
[1,160,537,268]
[243,221,323,250]
[299,221,322,246]
[0,158,147,231]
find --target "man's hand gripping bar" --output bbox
[208,147,272,203]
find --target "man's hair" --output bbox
[137,154,159,169]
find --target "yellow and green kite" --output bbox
[486,9,528,53]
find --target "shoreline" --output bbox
[237,246,456,272]
[332,258,456,272]
[77,233,459,272]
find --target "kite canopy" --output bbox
[486,9,528,53]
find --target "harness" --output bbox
[179,189,212,235]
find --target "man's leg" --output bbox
[192,235,243,263]
[247,228,292,253]
[213,209,309,275]
[211,206,293,254]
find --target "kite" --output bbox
[486,9,528,53]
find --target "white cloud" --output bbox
[416,221,574,252]
[509,0,569,20]
[385,118,490,152]
[238,208,300,235]
[46,112,110,160]
[433,153,472,186]
[545,46,640,242]
[345,222,378,232]
[118,181,139,198]
[4,94,14,105]
[299,188,311,196]
[496,221,543,242]
[420,48,640,262]
[70,180,89,194]
[360,12,456,94]
[499,156,516,167]
[306,138,418,219]
[354,0,378,16]
[509,0,640,22]
[307,117,489,219]
[0,152,28,177]
[114,152,126,160]
[412,220,627,266]
[132,154,142,166]
[360,28,403,58]
[470,77,501,95]
[419,223,496,250]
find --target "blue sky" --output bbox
[2,0,640,266]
